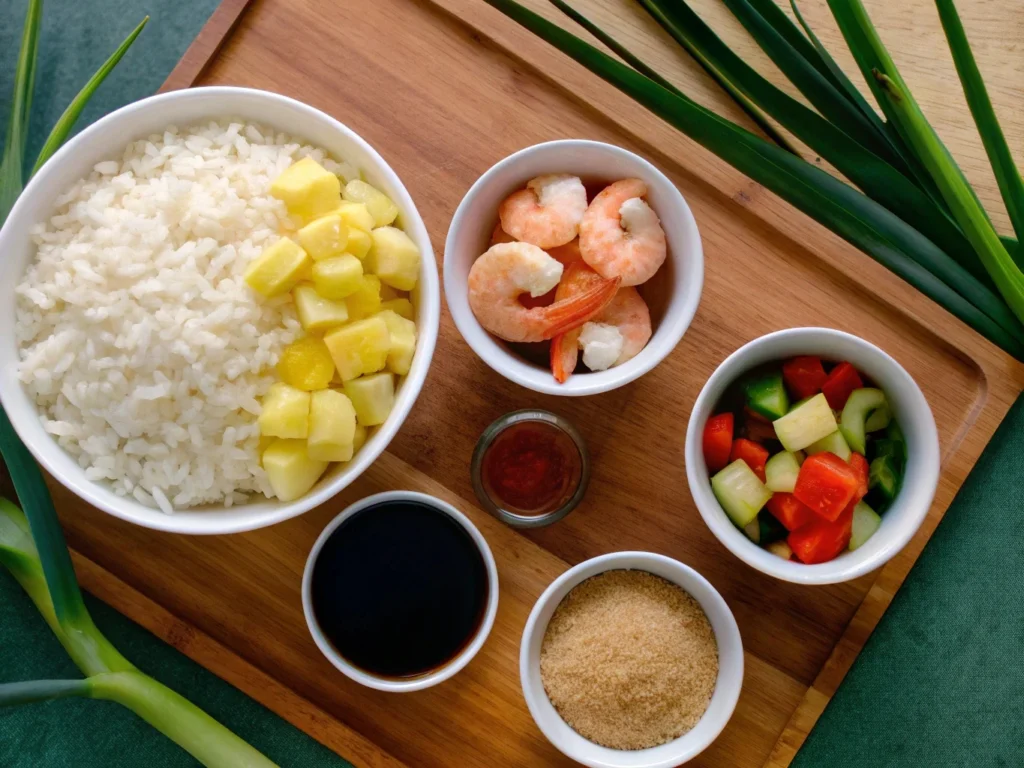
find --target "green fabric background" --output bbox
[2,0,1023,766]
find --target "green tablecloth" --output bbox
[2,1,1022,766]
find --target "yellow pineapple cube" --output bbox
[270,157,341,221]
[366,227,420,291]
[374,310,417,376]
[293,284,349,332]
[333,200,375,233]
[312,254,363,300]
[297,213,348,261]
[352,423,368,454]
[343,180,399,227]
[308,389,357,462]
[345,228,372,260]
[244,237,310,297]
[261,439,328,502]
[323,317,390,381]
[344,373,395,426]
[379,297,414,320]
[277,336,336,391]
[258,383,310,439]
[345,275,382,319]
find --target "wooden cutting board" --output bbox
[31,0,1024,766]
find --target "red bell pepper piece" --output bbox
[821,362,864,410]
[729,438,769,483]
[702,413,734,473]
[793,452,859,521]
[788,503,855,564]
[766,492,818,531]
[848,452,870,502]
[782,356,828,400]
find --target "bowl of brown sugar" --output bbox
[520,552,743,767]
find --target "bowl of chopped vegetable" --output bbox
[684,327,939,585]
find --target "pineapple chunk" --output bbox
[380,297,414,320]
[345,275,382,319]
[244,237,310,297]
[343,373,395,426]
[343,180,399,227]
[297,213,348,261]
[261,439,328,502]
[312,254,363,300]
[258,383,310,439]
[333,200,375,233]
[352,423,368,454]
[345,228,372,260]
[270,157,341,221]
[323,317,390,380]
[277,336,336,391]
[293,284,349,332]
[375,310,417,376]
[367,227,420,291]
[308,389,357,462]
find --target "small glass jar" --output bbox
[471,409,590,529]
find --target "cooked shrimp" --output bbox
[499,174,588,249]
[468,242,619,343]
[490,222,516,245]
[549,261,615,382]
[547,237,582,267]
[579,178,667,286]
[550,284,652,382]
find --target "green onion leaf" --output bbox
[30,16,149,176]
[0,679,92,707]
[935,0,1024,246]
[624,0,999,299]
[480,0,1024,358]
[874,71,1024,327]
[0,0,42,222]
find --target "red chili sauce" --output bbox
[480,421,582,516]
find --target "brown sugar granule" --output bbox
[539,569,718,750]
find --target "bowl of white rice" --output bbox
[0,87,439,534]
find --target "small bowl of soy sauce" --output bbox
[301,491,499,692]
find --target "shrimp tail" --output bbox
[550,329,580,383]
[538,277,619,340]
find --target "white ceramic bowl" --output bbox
[444,140,703,396]
[0,87,440,534]
[684,327,940,585]
[301,491,499,692]
[520,552,743,767]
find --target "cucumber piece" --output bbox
[886,418,908,464]
[805,429,852,461]
[839,388,886,455]
[764,451,802,493]
[712,459,772,528]
[864,403,892,432]
[745,371,790,420]
[772,393,837,452]
[744,512,788,545]
[767,540,793,560]
[849,501,882,550]
[869,456,899,500]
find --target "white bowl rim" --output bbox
[519,551,744,767]
[301,490,500,692]
[683,327,941,585]
[443,139,704,397]
[0,86,440,535]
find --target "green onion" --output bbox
[0,499,279,767]
[0,0,41,220]
[482,0,1024,358]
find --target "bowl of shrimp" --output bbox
[444,140,704,396]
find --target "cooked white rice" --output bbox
[15,119,356,512]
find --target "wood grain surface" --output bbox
[34,0,1024,766]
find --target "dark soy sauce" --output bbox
[311,500,489,678]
